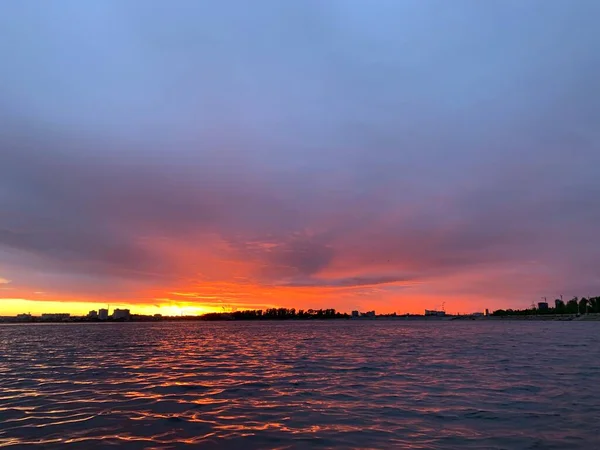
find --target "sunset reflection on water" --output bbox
[1,321,599,449]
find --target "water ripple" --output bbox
[1,321,599,449]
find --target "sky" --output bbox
[1,1,600,316]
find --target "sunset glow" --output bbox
[2,1,599,317]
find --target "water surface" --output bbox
[1,321,599,449]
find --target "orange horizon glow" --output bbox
[0,283,493,317]
[0,235,552,317]
[0,299,225,317]
[0,299,462,317]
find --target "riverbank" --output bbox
[481,313,600,321]
[3,313,600,323]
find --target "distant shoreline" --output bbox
[2,313,599,324]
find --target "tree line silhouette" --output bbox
[200,308,349,320]
[493,296,600,316]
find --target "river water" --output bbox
[1,321,599,449]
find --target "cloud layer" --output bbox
[1,1,600,313]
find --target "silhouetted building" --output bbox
[485,309,490,316]
[88,310,98,319]
[538,302,549,311]
[16,313,32,322]
[362,311,376,318]
[98,309,109,320]
[351,310,359,318]
[425,310,446,317]
[112,309,131,320]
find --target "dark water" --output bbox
[1,321,599,449]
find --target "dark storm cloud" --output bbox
[1,0,600,306]
[279,274,415,289]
